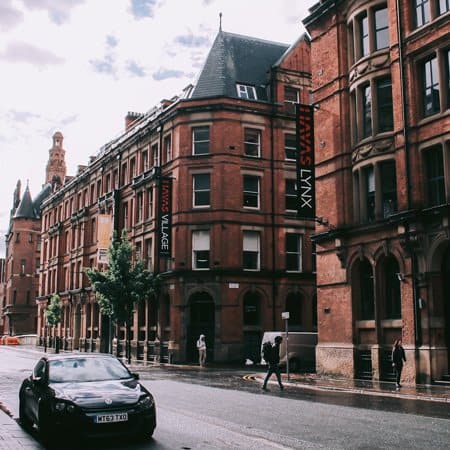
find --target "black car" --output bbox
[19,353,156,443]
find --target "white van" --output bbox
[260,331,317,372]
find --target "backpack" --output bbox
[262,341,273,362]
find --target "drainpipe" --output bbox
[269,68,277,330]
[396,0,421,350]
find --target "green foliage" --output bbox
[85,231,158,325]
[45,294,62,327]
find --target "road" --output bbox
[0,347,449,449]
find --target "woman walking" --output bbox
[392,339,406,388]
[197,334,207,367]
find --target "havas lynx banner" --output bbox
[296,104,315,219]
[158,176,172,258]
[97,214,113,264]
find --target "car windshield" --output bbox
[48,357,132,383]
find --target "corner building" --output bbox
[304,1,450,383]
[38,31,316,364]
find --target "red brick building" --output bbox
[0,258,5,335]
[37,30,316,364]
[304,1,450,383]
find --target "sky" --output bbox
[0,0,317,257]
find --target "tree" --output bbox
[44,294,62,353]
[85,231,158,364]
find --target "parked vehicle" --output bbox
[260,332,317,372]
[19,353,156,443]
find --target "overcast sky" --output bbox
[0,0,316,257]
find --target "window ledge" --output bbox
[380,319,403,328]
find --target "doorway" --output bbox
[187,292,215,363]
[443,247,450,371]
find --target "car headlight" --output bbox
[137,395,154,410]
[54,401,76,414]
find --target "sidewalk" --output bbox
[250,371,450,403]
[0,402,43,450]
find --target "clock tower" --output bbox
[45,131,67,190]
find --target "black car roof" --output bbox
[44,353,118,361]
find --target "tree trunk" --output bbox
[126,320,131,365]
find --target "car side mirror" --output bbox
[131,372,140,380]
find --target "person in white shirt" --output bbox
[196,334,207,367]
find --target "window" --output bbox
[414,0,430,27]
[164,135,172,163]
[141,149,149,172]
[359,13,369,57]
[356,259,375,320]
[130,157,136,179]
[236,84,257,100]
[374,7,389,50]
[152,143,159,167]
[422,56,440,116]
[36,258,40,275]
[147,188,154,218]
[243,292,260,325]
[193,173,210,207]
[285,179,297,211]
[145,238,153,271]
[15,232,20,243]
[284,86,299,103]
[13,290,17,305]
[192,230,210,270]
[192,126,210,155]
[384,257,401,319]
[364,166,375,222]
[286,233,302,272]
[243,231,260,270]
[362,84,372,138]
[447,50,450,108]
[381,161,397,217]
[284,134,296,160]
[123,203,128,230]
[29,233,33,243]
[137,192,144,222]
[377,77,394,132]
[20,259,26,275]
[135,242,142,261]
[439,0,450,14]
[244,128,261,157]
[243,175,260,208]
[425,147,445,206]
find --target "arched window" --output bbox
[352,258,374,320]
[285,293,302,328]
[384,256,401,319]
[243,292,260,326]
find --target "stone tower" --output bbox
[45,131,67,190]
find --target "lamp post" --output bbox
[282,311,290,380]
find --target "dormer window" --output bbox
[284,86,299,103]
[236,84,257,100]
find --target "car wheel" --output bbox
[19,397,33,430]
[136,426,155,442]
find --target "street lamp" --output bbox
[282,311,290,380]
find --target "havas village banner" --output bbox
[296,104,315,219]
[158,177,172,258]
[97,214,113,264]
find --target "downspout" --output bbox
[395,1,421,352]
[269,68,277,330]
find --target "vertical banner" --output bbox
[97,214,112,263]
[296,104,315,219]
[158,177,172,258]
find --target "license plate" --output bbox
[95,413,128,423]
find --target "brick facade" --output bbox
[37,32,317,364]
[305,0,450,383]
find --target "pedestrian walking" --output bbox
[197,334,207,367]
[262,335,284,391]
[392,339,406,388]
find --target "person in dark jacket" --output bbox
[262,336,284,391]
[392,339,406,388]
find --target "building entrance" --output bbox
[187,292,215,363]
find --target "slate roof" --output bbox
[190,31,289,102]
[13,183,52,220]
